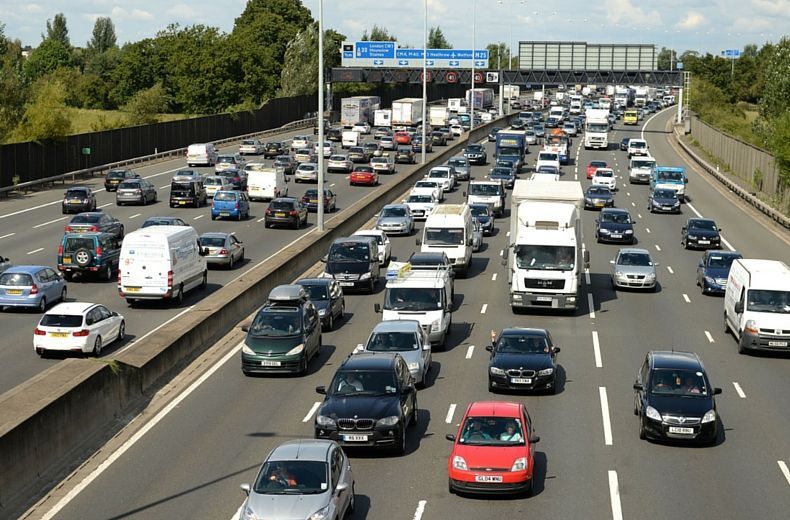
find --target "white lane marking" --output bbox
[641,106,673,140]
[302,402,321,422]
[116,307,194,354]
[599,387,613,446]
[575,174,578,180]
[491,273,497,281]
[0,232,15,240]
[499,249,504,257]
[256,216,266,223]
[27,247,44,255]
[778,461,790,487]
[158,185,169,189]
[732,382,746,399]
[682,293,691,303]
[40,341,244,520]
[33,216,67,228]
[704,331,714,343]
[592,331,602,368]
[412,500,427,520]
[588,293,596,319]
[193,215,204,220]
[584,268,591,285]
[129,213,141,219]
[646,227,651,234]
[630,202,635,207]
[686,202,704,218]
[445,404,457,424]
[608,470,624,520]
[626,192,631,196]
[465,345,475,359]
[480,304,488,314]
[686,202,736,251]
[655,244,661,251]
[329,183,336,187]
[667,266,674,274]
[98,202,112,208]
[506,231,510,237]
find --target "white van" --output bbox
[119,226,208,305]
[724,259,790,354]
[246,164,288,201]
[418,204,474,277]
[186,143,218,166]
[342,130,359,149]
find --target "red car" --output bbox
[394,131,412,145]
[350,166,379,186]
[447,401,539,496]
[586,160,608,179]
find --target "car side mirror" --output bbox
[241,325,250,333]
[335,481,349,492]
[321,255,328,263]
[415,238,421,246]
[681,226,687,231]
[445,434,456,442]
[374,303,381,313]
[241,483,251,496]
[717,227,722,232]
[698,260,704,267]
[529,434,540,444]
[633,383,644,391]
[485,345,493,352]
[315,386,327,395]
[684,178,689,183]
[553,347,561,353]
[713,387,722,395]
[734,301,744,314]
[462,191,467,197]
[631,220,637,224]
[112,311,119,317]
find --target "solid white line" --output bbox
[608,470,624,520]
[302,401,321,423]
[682,293,691,303]
[655,244,661,251]
[26,247,44,255]
[129,213,141,219]
[465,345,475,359]
[33,216,67,228]
[40,341,244,520]
[116,307,194,354]
[193,215,204,220]
[159,185,169,189]
[686,202,704,218]
[98,202,112,208]
[686,203,736,251]
[480,304,488,314]
[588,293,596,319]
[704,331,714,343]
[732,382,746,399]
[491,273,497,281]
[778,461,790,487]
[412,500,427,520]
[445,404,457,424]
[599,387,613,446]
[720,236,736,252]
[584,269,591,285]
[667,266,674,274]
[646,227,651,234]
[0,232,15,240]
[642,106,673,140]
[592,331,602,368]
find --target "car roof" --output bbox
[618,247,650,255]
[409,251,448,263]
[602,208,629,214]
[2,265,50,274]
[268,439,333,463]
[45,302,96,314]
[649,350,703,371]
[371,320,422,333]
[200,232,230,239]
[340,352,399,370]
[688,217,715,224]
[333,236,374,245]
[70,211,105,218]
[499,327,548,338]
[62,231,113,238]
[297,278,332,287]
[704,250,741,258]
[466,401,523,418]
[272,197,298,203]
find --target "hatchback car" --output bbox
[199,232,245,269]
[376,204,414,235]
[241,284,322,375]
[464,144,487,165]
[239,439,355,520]
[240,139,265,155]
[294,162,319,183]
[314,141,334,158]
[216,153,245,172]
[648,188,681,213]
[411,137,433,153]
[0,266,67,312]
[327,154,353,173]
[57,232,121,281]
[696,250,743,295]
[352,229,391,265]
[469,203,494,236]
[489,167,516,189]
[264,197,308,229]
[296,278,345,331]
[104,169,139,192]
[314,352,418,454]
[292,135,312,150]
[633,350,721,445]
[355,320,432,387]
[487,328,560,393]
[380,136,397,151]
[595,208,636,244]
[584,185,615,210]
[447,401,540,496]
[62,187,97,214]
[446,156,471,181]
[610,248,658,291]
[273,155,297,175]
[586,160,608,179]
[404,192,437,220]
[619,137,630,151]
[33,302,125,357]
[204,175,235,198]
[681,218,722,250]
[65,212,124,239]
[116,178,157,206]
[395,146,416,164]
[350,166,378,186]
[294,148,316,164]
[211,190,250,221]
[432,131,448,146]
[487,127,502,142]
[140,216,188,228]
[347,146,370,164]
[591,168,617,191]
[300,188,337,213]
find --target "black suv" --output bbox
[681,218,722,250]
[58,232,121,281]
[104,169,139,192]
[241,284,322,375]
[170,177,207,208]
[263,141,285,158]
[633,350,722,445]
[273,155,297,175]
[62,187,97,214]
[264,197,308,229]
[314,352,418,455]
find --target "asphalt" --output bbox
[25,106,790,520]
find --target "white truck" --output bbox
[376,262,454,347]
[614,85,632,108]
[448,98,467,114]
[340,96,381,127]
[374,109,392,127]
[466,88,495,109]
[465,179,506,218]
[569,95,583,115]
[392,98,424,126]
[634,86,649,107]
[506,180,588,312]
[429,106,450,127]
[504,85,520,100]
[417,204,474,277]
[605,85,616,97]
[584,108,610,150]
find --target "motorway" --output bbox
[25,107,790,520]
[0,126,438,394]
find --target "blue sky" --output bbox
[1,0,787,55]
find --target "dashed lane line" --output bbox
[193,215,204,220]
[129,213,141,219]
[0,232,15,240]
[592,331,602,368]
[412,500,428,520]
[646,227,651,233]
[608,470,624,520]
[33,216,67,229]
[27,247,44,255]
[491,273,497,281]
[704,331,714,343]
[302,402,321,422]
[682,293,691,303]
[465,345,475,359]
[655,244,661,251]
[667,266,674,274]
[732,382,746,399]
[599,387,613,446]
[98,202,112,209]
[480,304,488,314]
[588,293,596,319]
[778,461,790,487]
[445,404,457,424]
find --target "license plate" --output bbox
[474,475,503,483]
[309,199,318,203]
[663,206,673,210]
[698,240,710,244]
[70,199,81,203]
[6,289,22,295]
[179,201,186,205]
[536,296,552,302]
[50,332,69,338]
[125,287,141,293]
[511,377,532,384]
[768,341,788,347]
[342,434,369,442]
[595,202,604,207]
[276,212,286,217]
[63,258,72,264]
[220,212,230,217]
[668,426,694,435]
[261,360,281,367]
[610,234,622,238]
[339,282,354,287]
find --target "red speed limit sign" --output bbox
[445,71,458,83]
[473,72,484,83]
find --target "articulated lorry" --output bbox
[506,180,587,312]
[466,88,495,109]
[392,98,424,126]
[495,130,528,171]
[504,85,521,100]
[340,96,381,127]
[584,108,610,150]
[634,86,649,107]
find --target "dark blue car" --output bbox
[596,208,636,244]
[696,250,742,295]
[489,167,516,189]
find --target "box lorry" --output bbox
[584,108,610,150]
[448,98,467,114]
[374,109,392,127]
[340,96,381,127]
[506,180,588,312]
[392,98,424,126]
[429,106,450,127]
[466,88,495,109]
[417,204,474,277]
[495,130,528,171]
[504,85,520,100]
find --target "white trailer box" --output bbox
[374,109,392,127]
[419,204,474,276]
[504,85,520,99]
[584,108,610,150]
[466,88,495,109]
[392,98,424,126]
[340,96,381,127]
[429,106,450,127]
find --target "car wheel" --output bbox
[345,484,355,516]
[211,214,216,221]
[201,271,208,290]
[395,428,407,456]
[126,298,137,307]
[410,400,418,426]
[448,479,455,495]
[117,320,125,341]
[298,355,308,375]
[119,225,125,239]
[37,297,47,312]
[175,285,184,305]
[60,287,67,303]
[326,313,334,331]
[103,264,113,282]
[368,278,375,294]
[239,248,244,263]
[228,255,234,270]
[638,416,647,440]
[92,336,102,357]
[237,211,242,221]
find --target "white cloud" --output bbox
[110,6,154,21]
[22,3,43,13]
[751,0,790,17]
[166,4,202,21]
[604,0,662,25]
[676,11,706,30]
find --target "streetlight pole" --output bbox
[470,0,476,132]
[316,0,325,232]
[421,0,427,164]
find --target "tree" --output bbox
[759,36,790,120]
[657,47,676,70]
[109,39,165,107]
[23,38,72,81]
[123,83,169,125]
[87,17,117,53]
[486,42,511,69]
[361,25,396,42]
[0,29,27,142]
[279,23,345,97]
[44,13,70,47]
[427,27,452,49]
[768,110,790,193]
[10,75,72,142]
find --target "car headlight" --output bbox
[430,319,441,332]
[286,344,305,356]
[241,504,261,520]
[624,229,633,234]
[318,308,327,316]
[490,366,506,376]
[316,414,336,427]
[452,455,468,471]
[378,415,399,426]
[673,201,680,206]
[704,276,715,284]
[599,228,611,234]
[688,235,698,240]
[701,410,717,424]
[645,406,661,421]
[511,457,528,472]
[318,271,333,279]
[241,343,256,355]
[538,368,554,376]
[359,272,372,280]
[408,362,420,371]
[309,504,332,520]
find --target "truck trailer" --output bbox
[340,96,381,127]
[392,98,424,126]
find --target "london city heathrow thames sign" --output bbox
[341,41,489,68]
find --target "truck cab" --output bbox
[417,204,474,277]
[628,156,656,184]
[465,179,506,218]
[495,130,527,171]
[650,166,688,201]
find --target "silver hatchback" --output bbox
[610,248,659,291]
[240,439,354,520]
[355,320,432,387]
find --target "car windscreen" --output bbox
[653,189,676,199]
[298,165,316,171]
[630,141,647,148]
[706,254,740,269]
[617,253,652,266]
[40,314,83,327]
[459,416,525,446]
[490,168,513,177]
[428,170,448,179]
[601,212,630,223]
[746,290,790,314]
[689,220,716,230]
[200,237,226,247]
[384,287,443,311]
[171,182,193,193]
[63,237,95,252]
[587,187,611,196]
[447,158,467,167]
[650,369,709,396]
[469,205,490,217]
[269,200,294,211]
[595,170,614,178]
[300,284,328,300]
[253,460,328,495]
[515,245,575,271]
[366,331,419,352]
[468,184,501,196]
[213,192,237,201]
[65,190,89,198]
[632,160,655,169]
[328,243,370,262]
[69,214,101,224]
[330,370,398,396]
[205,178,223,186]
[242,140,257,146]
[217,156,235,163]
[538,153,558,161]
[107,171,127,179]
[408,195,432,203]
[424,227,464,246]
[381,207,407,218]
[496,335,549,354]
[0,273,34,286]
[248,309,302,337]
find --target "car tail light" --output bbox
[234,202,239,209]
[265,209,272,215]
[72,329,90,337]
[30,284,39,294]
[57,245,63,256]
[96,247,103,256]
[289,210,297,216]
[89,226,98,232]
[65,225,72,232]
[219,248,228,255]
[167,270,173,289]
[34,328,46,336]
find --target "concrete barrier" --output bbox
[0,115,507,517]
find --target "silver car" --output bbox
[295,162,319,183]
[376,204,414,235]
[610,248,658,291]
[200,232,244,269]
[446,156,470,180]
[356,320,432,387]
[240,439,354,520]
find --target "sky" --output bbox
[1,0,787,56]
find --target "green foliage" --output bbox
[24,38,72,81]
[10,75,72,142]
[428,27,452,49]
[486,42,512,69]
[768,111,790,193]
[44,13,70,47]
[361,25,397,42]
[759,37,790,120]
[279,23,345,97]
[87,17,117,53]
[109,39,163,107]
[123,82,169,125]
[0,28,26,141]
[657,47,675,70]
